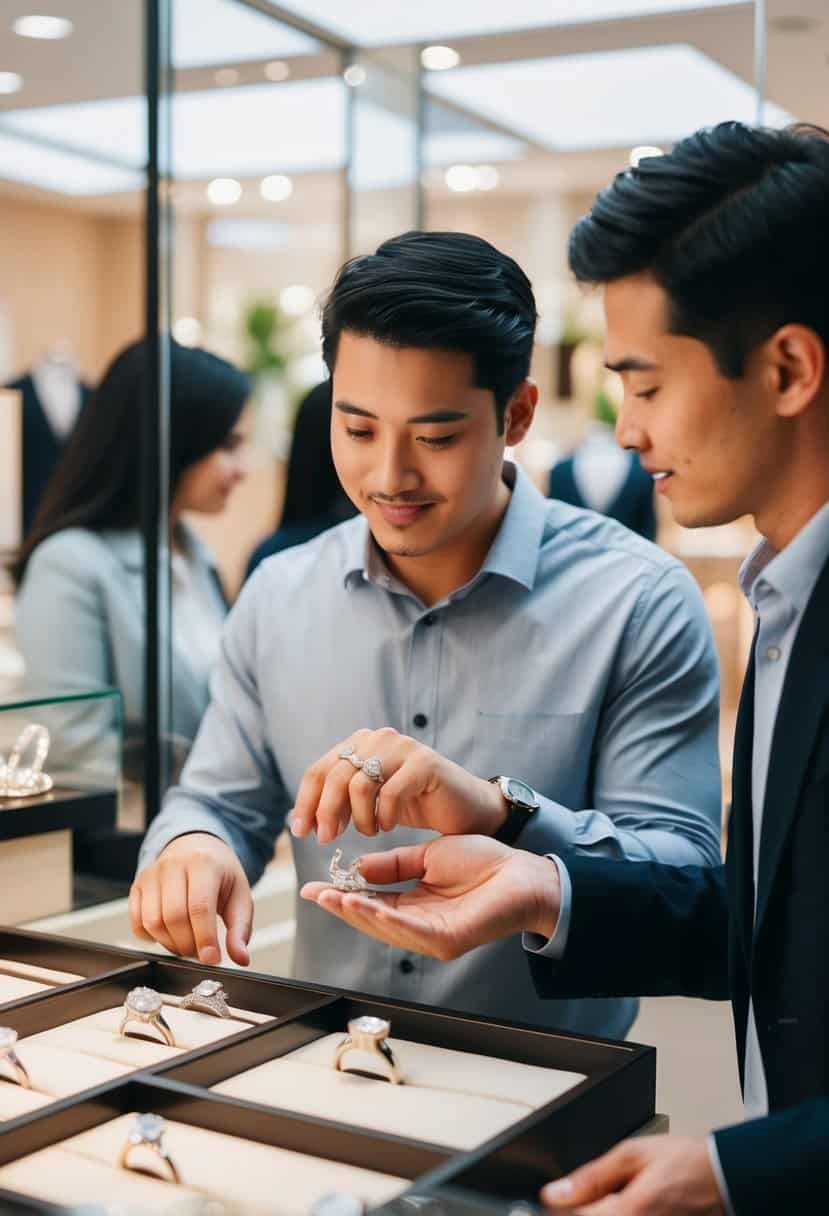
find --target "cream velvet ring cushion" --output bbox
[0,1146,204,1213]
[0,1038,133,1123]
[0,974,50,1004]
[0,958,84,986]
[29,993,258,1069]
[44,1114,407,1214]
[213,1035,585,1151]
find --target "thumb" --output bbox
[541,1143,641,1208]
[219,873,253,966]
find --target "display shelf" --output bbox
[0,788,117,843]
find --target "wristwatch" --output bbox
[488,776,540,846]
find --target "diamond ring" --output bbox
[328,848,373,894]
[118,1113,181,1184]
[179,979,231,1019]
[0,1027,31,1089]
[337,745,364,771]
[333,1016,403,1084]
[360,756,384,785]
[0,723,53,799]
[119,987,177,1047]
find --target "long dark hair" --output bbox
[280,379,354,526]
[14,338,249,584]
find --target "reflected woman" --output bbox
[13,338,250,781]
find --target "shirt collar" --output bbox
[739,499,829,613]
[342,461,547,594]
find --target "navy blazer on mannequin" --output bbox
[530,553,829,1214]
[7,373,90,535]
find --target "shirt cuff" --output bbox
[708,1134,736,1216]
[521,855,572,959]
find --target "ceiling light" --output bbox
[260,173,293,201]
[0,72,23,95]
[280,284,315,316]
[173,317,202,347]
[207,177,242,205]
[421,45,460,71]
[476,165,499,190]
[445,164,479,192]
[214,67,240,86]
[264,60,290,81]
[630,145,664,165]
[13,15,73,40]
[343,64,367,88]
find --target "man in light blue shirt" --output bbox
[132,230,721,1037]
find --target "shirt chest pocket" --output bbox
[474,709,593,806]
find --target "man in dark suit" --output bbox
[301,121,829,1214]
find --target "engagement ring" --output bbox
[0,1027,31,1089]
[119,987,177,1047]
[179,979,231,1019]
[118,1113,181,1184]
[333,1016,403,1084]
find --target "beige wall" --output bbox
[0,193,142,385]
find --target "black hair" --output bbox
[14,338,249,583]
[568,121,829,377]
[280,379,355,525]
[321,230,537,431]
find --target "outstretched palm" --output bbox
[301,835,559,960]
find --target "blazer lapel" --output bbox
[728,642,757,965]
[755,556,829,936]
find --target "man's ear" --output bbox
[764,325,826,419]
[503,378,539,445]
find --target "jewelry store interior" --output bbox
[0,1,826,1212]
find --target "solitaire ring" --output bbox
[337,745,364,771]
[333,1016,403,1084]
[119,987,177,1047]
[360,756,384,785]
[179,979,231,1019]
[118,1113,181,1184]
[0,723,53,799]
[0,1027,31,1089]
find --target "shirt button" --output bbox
[412,713,428,729]
[766,646,782,662]
[423,612,438,627]
[399,958,415,975]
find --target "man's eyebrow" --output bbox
[334,403,471,423]
[406,409,470,423]
[604,357,660,373]
[334,401,377,419]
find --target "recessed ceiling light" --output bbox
[343,64,367,88]
[421,45,460,71]
[630,145,664,165]
[214,67,240,86]
[445,164,478,192]
[280,284,316,316]
[264,60,290,82]
[0,72,23,94]
[13,15,73,40]
[207,177,242,205]
[173,317,202,347]
[260,173,293,202]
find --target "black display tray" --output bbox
[0,928,657,1214]
[0,928,138,1011]
[0,788,117,842]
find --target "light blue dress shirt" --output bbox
[140,463,721,1037]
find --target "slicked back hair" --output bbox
[568,121,829,377]
[321,231,537,431]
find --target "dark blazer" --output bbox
[7,373,90,534]
[548,451,657,541]
[530,551,829,1214]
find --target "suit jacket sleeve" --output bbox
[529,854,730,1000]
[713,1098,829,1215]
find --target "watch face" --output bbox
[505,777,538,809]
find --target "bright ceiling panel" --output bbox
[173,0,319,68]
[269,1,750,46]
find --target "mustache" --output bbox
[368,494,445,505]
